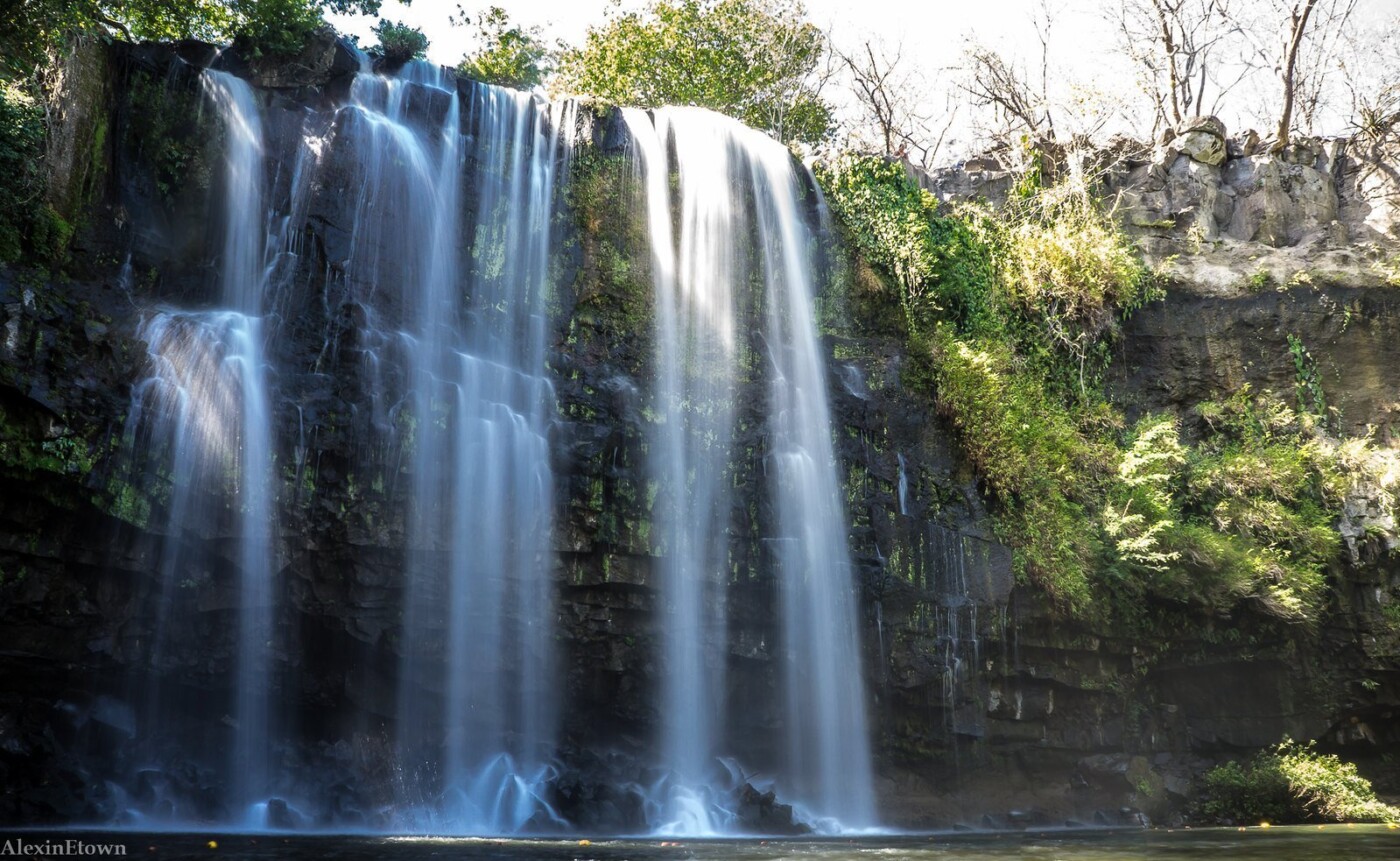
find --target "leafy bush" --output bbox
[998,174,1151,332]
[815,154,997,338]
[1103,414,1184,575]
[1202,740,1400,824]
[370,18,428,66]
[0,79,66,265]
[1178,390,1342,621]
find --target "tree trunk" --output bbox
[1275,0,1319,152]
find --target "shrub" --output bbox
[999,173,1152,328]
[1102,414,1184,575]
[370,19,428,66]
[1179,389,1343,621]
[815,153,1001,339]
[1202,740,1400,824]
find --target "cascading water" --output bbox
[124,69,278,820]
[751,136,877,831]
[624,108,741,835]
[114,51,878,835]
[624,106,877,833]
[323,61,573,833]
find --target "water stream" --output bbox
[623,106,876,832]
[117,61,875,836]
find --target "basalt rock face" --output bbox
[2,41,1400,831]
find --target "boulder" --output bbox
[735,783,811,835]
[1176,116,1228,166]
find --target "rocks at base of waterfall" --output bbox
[264,797,293,829]
[735,783,811,835]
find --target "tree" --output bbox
[1109,0,1246,135]
[0,0,392,76]
[457,6,551,90]
[555,0,833,147]
[835,38,957,170]
[1268,0,1355,147]
[961,43,1054,149]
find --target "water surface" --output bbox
[14,827,1399,860]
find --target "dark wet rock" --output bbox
[735,783,810,835]
[265,797,295,829]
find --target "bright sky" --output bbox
[328,0,1400,153]
[331,0,1400,67]
[330,0,1121,68]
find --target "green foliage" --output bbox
[815,154,998,338]
[0,0,100,76]
[1103,415,1184,574]
[556,0,832,146]
[929,325,1105,609]
[0,413,96,479]
[995,175,1155,393]
[1202,740,1400,824]
[369,18,427,65]
[1247,268,1274,292]
[110,1,236,42]
[1179,389,1341,620]
[1,1,390,74]
[0,79,45,263]
[457,6,551,89]
[816,150,1386,627]
[1287,333,1328,423]
[230,0,325,57]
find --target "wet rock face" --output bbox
[4,41,1400,831]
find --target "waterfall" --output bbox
[124,69,278,819]
[897,453,910,517]
[623,108,740,835]
[751,136,877,830]
[114,55,877,834]
[203,71,278,815]
[324,61,572,833]
[624,107,877,833]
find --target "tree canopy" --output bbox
[555,0,833,147]
[457,6,552,90]
[0,0,392,74]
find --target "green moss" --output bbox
[104,478,153,528]
[564,146,655,349]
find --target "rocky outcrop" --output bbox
[918,116,1400,293]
